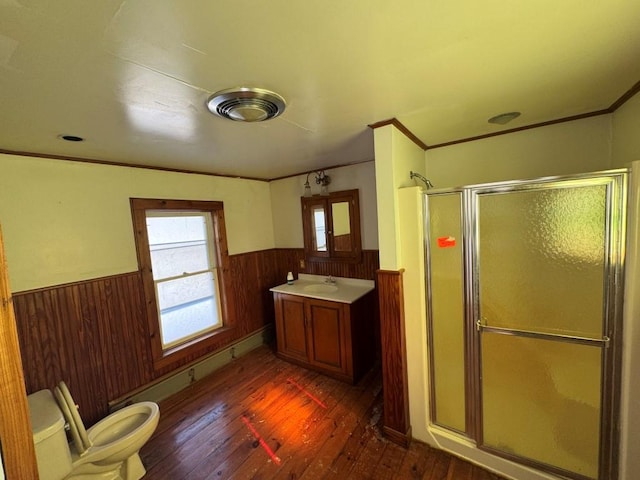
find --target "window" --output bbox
[146,212,222,348]
[131,199,234,368]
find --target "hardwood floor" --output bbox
[139,345,505,479]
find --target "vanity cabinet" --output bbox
[273,292,374,384]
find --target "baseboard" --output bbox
[110,325,274,411]
[383,425,412,448]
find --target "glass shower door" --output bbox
[473,176,625,480]
[425,192,467,433]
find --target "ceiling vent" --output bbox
[206,87,286,122]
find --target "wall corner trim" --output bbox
[376,268,412,447]
[369,118,428,151]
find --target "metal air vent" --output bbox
[206,87,286,122]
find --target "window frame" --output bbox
[131,198,235,370]
[145,210,222,349]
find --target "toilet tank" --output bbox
[27,389,73,480]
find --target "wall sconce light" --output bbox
[303,170,331,197]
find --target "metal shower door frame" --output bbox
[423,169,627,480]
[467,170,627,480]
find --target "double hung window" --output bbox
[131,199,233,368]
[146,211,222,349]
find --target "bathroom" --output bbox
[0,90,638,478]
[0,1,640,475]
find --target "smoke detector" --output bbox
[206,87,286,122]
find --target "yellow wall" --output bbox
[374,124,424,270]
[0,154,275,292]
[612,92,640,167]
[397,186,430,440]
[269,161,378,250]
[425,115,613,188]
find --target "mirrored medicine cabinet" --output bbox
[301,189,362,262]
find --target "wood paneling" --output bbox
[377,268,411,447]
[272,248,379,281]
[12,248,379,427]
[13,272,153,425]
[0,225,39,479]
[229,250,277,336]
[90,273,154,399]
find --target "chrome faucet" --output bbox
[324,275,336,285]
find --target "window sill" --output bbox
[152,325,236,371]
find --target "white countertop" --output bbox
[269,274,375,304]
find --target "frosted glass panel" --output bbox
[156,271,220,347]
[482,334,601,478]
[427,193,466,432]
[159,296,219,346]
[147,213,213,280]
[150,243,210,279]
[478,185,606,338]
[156,271,215,311]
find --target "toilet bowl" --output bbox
[27,382,159,480]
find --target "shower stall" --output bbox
[424,170,627,480]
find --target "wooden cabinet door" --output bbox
[275,294,308,363]
[306,298,348,375]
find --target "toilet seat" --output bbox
[53,385,89,456]
[58,381,92,451]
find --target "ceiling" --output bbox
[1,1,639,180]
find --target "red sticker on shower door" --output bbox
[437,236,456,248]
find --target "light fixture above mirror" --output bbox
[303,170,331,197]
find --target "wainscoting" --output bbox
[272,248,380,281]
[15,271,156,425]
[12,248,379,426]
[376,268,411,447]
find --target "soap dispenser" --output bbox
[286,272,294,285]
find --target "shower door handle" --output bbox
[476,321,609,348]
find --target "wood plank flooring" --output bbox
[139,345,505,480]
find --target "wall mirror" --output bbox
[301,189,362,262]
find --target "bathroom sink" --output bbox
[303,283,339,293]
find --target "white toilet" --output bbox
[27,381,160,480]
